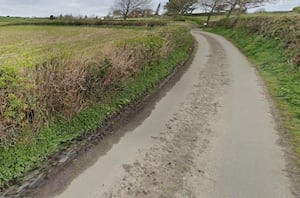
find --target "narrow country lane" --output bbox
[38,30,294,198]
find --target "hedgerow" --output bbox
[0,24,193,189]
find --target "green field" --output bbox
[0,22,193,188]
[0,25,145,66]
[0,16,46,25]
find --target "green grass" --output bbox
[0,23,193,189]
[0,16,46,23]
[294,6,300,13]
[183,11,298,27]
[243,12,298,17]
[0,25,147,67]
[184,16,206,26]
[209,27,300,166]
[184,15,224,26]
[0,16,168,28]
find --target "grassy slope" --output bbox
[208,15,300,165]
[0,23,194,189]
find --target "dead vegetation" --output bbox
[0,24,184,144]
[34,57,87,120]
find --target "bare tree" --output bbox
[241,0,273,10]
[222,0,238,19]
[199,0,224,24]
[155,3,161,15]
[199,0,274,23]
[164,0,200,16]
[112,0,151,20]
[225,0,274,18]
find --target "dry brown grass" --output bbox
[33,57,87,121]
[100,42,142,88]
[0,24,184,143]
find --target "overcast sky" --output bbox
[0,0,299,17]
[248,0,300,12]
[0,0,168,17]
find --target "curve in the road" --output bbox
[35,29,294,198]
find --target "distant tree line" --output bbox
[165,0,274,19]
[111,0,153,20]
[110,0,275,22]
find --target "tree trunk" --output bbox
[226,4,235,20]
[206,2,217,25]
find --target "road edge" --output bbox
[2,32,198,198]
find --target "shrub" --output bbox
[0,24,194,189]
[293,6,300,13]
[215,15,300,66]
[0,65,36,144]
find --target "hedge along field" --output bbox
[0,16,168,28]
[0,23,194,188]
[209,15,300,164]
[0,25,150,136]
